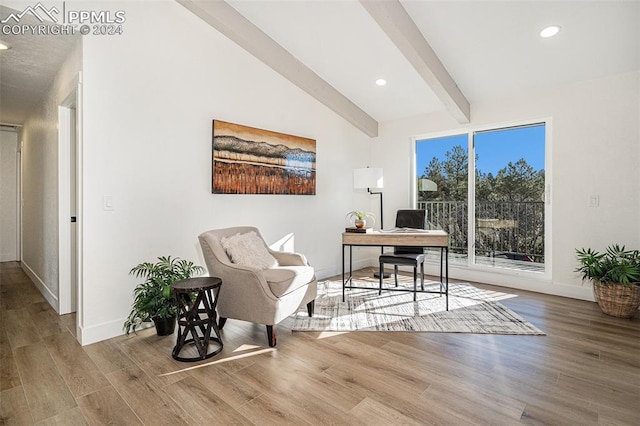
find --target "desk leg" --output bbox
[350,245,353,278]
[379,258,383,295]
[342,245,353,302]
[342,244,345,302]
[445,246,449,311]
[439,247,444,295]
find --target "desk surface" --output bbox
[342,230,448,247]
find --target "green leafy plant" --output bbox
[124,256,205,334]
[575,244,640,285]
[345,211,376,224]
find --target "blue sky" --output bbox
[416,124,545,176]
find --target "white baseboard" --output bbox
[21,261,60,312]
[316,258,371,281]
[439,265,594,301]
[77,317,151,346]
[351,258,595,302]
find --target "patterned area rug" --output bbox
[292,279,545,335]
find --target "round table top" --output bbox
[172,276,222,292]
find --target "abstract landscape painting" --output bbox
[212,120,316,195]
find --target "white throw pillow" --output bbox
[221,231,278,270]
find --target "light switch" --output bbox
[589,195,599,208]
[103,195,114,211]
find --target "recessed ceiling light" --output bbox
[375,78,387,86]
[0,42,10,50]
[539,25,561,38]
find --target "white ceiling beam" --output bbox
[360,0,470,124]
[177,0,379,137]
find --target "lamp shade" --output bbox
[353,167,383,189]
[418,178,437,192]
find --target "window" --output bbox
[415,122,547,274]
[416,133,469,262]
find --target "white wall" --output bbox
[0,130,19,261]
[20,41,82,310]
[372,71,640,300]
[78,1,371,344]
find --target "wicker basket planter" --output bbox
[594,282,640,319]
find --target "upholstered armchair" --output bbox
[198,226,317,347]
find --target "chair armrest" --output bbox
[215,261,280,301]
[270,250,309,266]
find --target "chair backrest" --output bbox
[198,226,266,271]
[395,209,427,254]
[395,209,426,229]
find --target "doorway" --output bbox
[0,129,20,262]
[415,121,548,276]
[58,91,79,315]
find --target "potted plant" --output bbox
[124,256,205,335]
[346,211,376,229]
[575,244,640,318]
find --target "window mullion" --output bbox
[467,132,475,268]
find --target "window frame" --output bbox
[411,118,552,282]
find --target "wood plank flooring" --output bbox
[1,261,639,425]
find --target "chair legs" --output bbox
[218,321,278,347]
[220,300,313,348]
[413,266,417,301]
[218,317,227,329]
[266,325,277,347]
[379,260,383,295]
[379,261,425,302]
[412,262,426,301]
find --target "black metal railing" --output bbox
[418,201,545,263]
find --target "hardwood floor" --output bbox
[1,260,639,425]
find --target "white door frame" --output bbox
[0,129,20,262]
[58,74,83,333]
[16,136,22,261]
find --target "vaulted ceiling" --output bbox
[1,1,639,133]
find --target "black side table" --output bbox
[171,277,223,362]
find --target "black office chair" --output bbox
[379,209,427,301]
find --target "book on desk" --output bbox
[344,227,373,233]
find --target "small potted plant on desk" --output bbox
[124,256,205,335]
[346,211,376,229]
[575,244,640,318]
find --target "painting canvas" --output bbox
[212,120,316,195]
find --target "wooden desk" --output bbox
[342,230,449,308]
